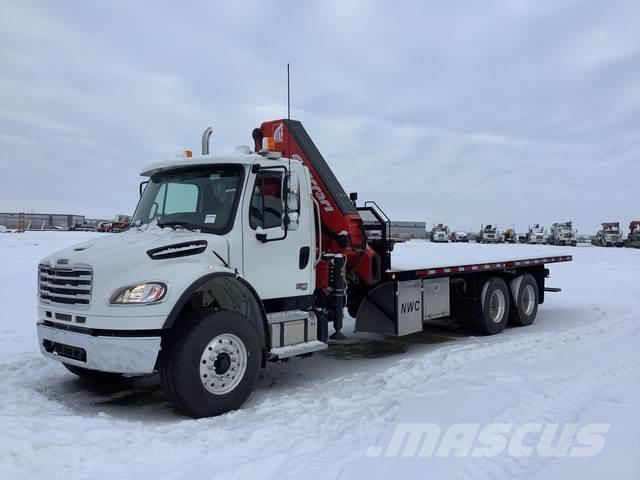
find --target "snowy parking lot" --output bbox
[1,232,639,479]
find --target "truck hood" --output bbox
[39,229,232,318]
[41,229,229,268]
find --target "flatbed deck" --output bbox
[389,241,572,280]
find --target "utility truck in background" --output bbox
[550,221,577,247]
[430,224,449,243]
[594,222,624,247]
[626,221,640,248]
[477,224,499,244]
[36,119,572,418]
[527,224,546,245]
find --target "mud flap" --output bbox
[355,279,425,336]
[355,281,396,335]
[355,278,451,336]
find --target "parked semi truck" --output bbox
[550,221,577,246]
[430,224,449,243]
[477,224,499,243]
[36,120,572,418]
[626,221,640,248]
[594,222,624,247]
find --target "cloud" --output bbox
[0,0,638,234]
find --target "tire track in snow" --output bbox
[456,360,640,480]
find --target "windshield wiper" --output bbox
[157,220,202,232]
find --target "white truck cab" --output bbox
[37,149,324,417]
[478,224,499,244]
[527,224,546,244]
[430,224,449,243]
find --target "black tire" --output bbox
[160,310,261,418]
[63,363,127,383]
[466,277,510,335]
[509,274,539,327]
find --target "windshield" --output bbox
[606,230,620,235]
[133,165,244,234]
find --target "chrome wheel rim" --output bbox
[489,290,506,323]
[199,333,247,395]
[522,285,536,316]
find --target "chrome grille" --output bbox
[39,264,92,308]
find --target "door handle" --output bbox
[299,246,310,269]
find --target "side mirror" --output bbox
[139,181,149,197]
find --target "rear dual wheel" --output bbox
[466,274,539,335]
[466,277,510,335]
[509,274,539,326]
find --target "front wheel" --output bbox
[161,310,262,418]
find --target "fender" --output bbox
[163,272,270,349]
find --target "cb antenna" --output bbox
[287,63,292,171]
[287,63,291,121]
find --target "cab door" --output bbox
[241,165,314,302]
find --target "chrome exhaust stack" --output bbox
[202,127,213,155]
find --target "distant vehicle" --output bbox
[478,224,499,244]
[72,222,98,232]
[450,231,469,243]
[626,221,640,248]
[517,233,528,244]
[550,221,577,247]
[430,224,449,243]
[502,228,517,244]
[594,222,624,247]
[97,214,131,233]
[526,224,546,245]
[595,222,624,247]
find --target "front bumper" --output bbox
[37,323,161,374]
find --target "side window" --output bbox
[250,171,283,229]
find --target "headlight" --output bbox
[110,282,167,304]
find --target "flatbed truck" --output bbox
[36,120,572,418]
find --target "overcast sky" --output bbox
[1,0,639,233]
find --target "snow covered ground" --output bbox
[1,232,639,480]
